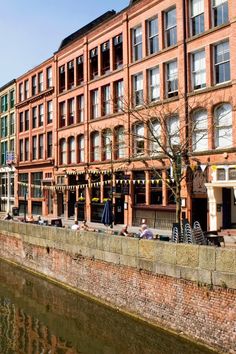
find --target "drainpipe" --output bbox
[182,0,189,220]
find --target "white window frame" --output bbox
[190,0,205,36]
[103,85,110,116]
[92,89,99,119]
[166,60,178,97]
[147,17,159,55]
[214,40,230,85]
[192,109,208,151]
[78,135,85,163]
[103,129,112,160]
[91,132,100,161]
[132,26,142,61]
[149,120,161,154]
[116,126,125,159]
[165,7,177,47]
[214,103,232,148]
[47,100,53,124]
[115,80,124,112]
[192,49,206,90]
[60,139,66,164]
[212,0,228,27]
[78,95,84,123]
[133,73,143,107]
[69,137,76,164]
[133,124,145,155]
[167,116,180,147]
[149,67,160,102]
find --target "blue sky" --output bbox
[0,0,129,87]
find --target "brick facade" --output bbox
[10,0,236,230]
[0,221,235,353]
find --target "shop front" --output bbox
[205,166,236,231]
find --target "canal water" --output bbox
[0,259,217,354]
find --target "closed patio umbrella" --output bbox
[101,200,113,227]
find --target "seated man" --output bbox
[80,220,95,232]
[119,225,129,236]
[37,215,44,225]
[71,220,80,231]
[4,212,12,220]
[139,224,153,240]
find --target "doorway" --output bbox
[114,197,124,224]
[222,188,231,229]
[57,192,64,216]
[191,198,208,231]
[68,191,76,218]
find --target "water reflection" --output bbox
[0,260,217,354]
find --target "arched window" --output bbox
[167,115,179,147]
[192,109,208,151]
[102,129,112,160]
[149,120,161,154]
[91,132,100,161]
[133,123,144,155]
[214,103,232,148]
[77,135,84,163]
[68,137,75,164]
[59,138,66,164]
[115,126,125,159]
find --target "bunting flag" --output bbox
[18,178,166,191]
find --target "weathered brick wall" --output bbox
[0,220,236,353]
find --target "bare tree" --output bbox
[88,88,231,230]
[119,92,214,227]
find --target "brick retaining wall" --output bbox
[0,220,235,353]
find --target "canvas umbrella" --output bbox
[101,200,113,228]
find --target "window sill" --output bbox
[186,22,230,43]
[188,81,232,97]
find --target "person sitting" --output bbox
[71,220,80,231]
[4,212,12,220]
[80,220,95,232]
[119,225,129,236]
[37,215,44,225]
[27,215,34,223]
[139,224,153,240]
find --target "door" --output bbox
[222,188,231,229]
[57,192,64,216]
[114,197,124,224]
[68,191,76,218]
[191,198,208,231]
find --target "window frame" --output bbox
[212,0,228,27]
[214,103,232,148]
[165,7,177,47]
[149,67,160,102]
[132,26,143,62]
[166,60,178,98]
[214,40,230,85]
[147,17,159,55]
[133,73,143,107]
[192,109,208,151]
[190,0,205,36]
[191,49,206,90]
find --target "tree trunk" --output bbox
[175,182,182,226]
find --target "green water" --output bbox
[0,259,218,354]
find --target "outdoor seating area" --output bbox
[171,219,225,247]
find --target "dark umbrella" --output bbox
[101,200,113,227]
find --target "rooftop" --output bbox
[58,10,116,51]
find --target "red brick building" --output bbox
[15,0,236,230]
[15,58,55,216]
